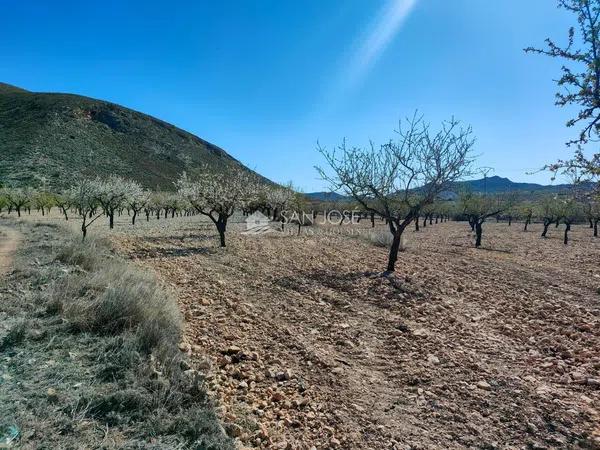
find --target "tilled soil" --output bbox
[115,221,600,450]
[0,226,20,275]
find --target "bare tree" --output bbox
[317,114,475,273]
[177,169,260,247]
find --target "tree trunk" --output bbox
[564,223,571,245]
[475,221,483,247]
[216,215,228,247]
[590,219,594,228]
[594,219,598,237]
[542,221,550,237]
[422,216,427,228]
[385,220,409,273]
[132,210,137,225]
[109,211,115,229]
[370,212,375,228]
[16,207,21,217]
[508,216,512,226]
[81,222,87,242]
[387,231,402,272]
[429,215,433,225]
[415,215,420,231]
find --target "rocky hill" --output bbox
[0,83,255,190]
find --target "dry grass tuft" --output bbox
[53,239,182,354]
[366,229,407,251]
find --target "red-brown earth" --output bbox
[112,219,600,450]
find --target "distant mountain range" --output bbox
[306,176,592,201]
[0,82,262,190]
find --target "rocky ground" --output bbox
[110,218,600,450]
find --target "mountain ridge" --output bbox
[306,176,588,201]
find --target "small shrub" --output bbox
[55,239,103,272]
[63,264,182,351]
[0,320,27,351]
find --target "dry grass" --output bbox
[0,220,233,449]
[365,228,407,251]
[53,239,182,353]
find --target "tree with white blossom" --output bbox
[177,169,260,247]
[92,176,143,229]
[68,179,103,241]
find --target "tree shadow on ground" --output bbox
[128,245,216,259]
[136,233,214,244]
[275,268,424,306]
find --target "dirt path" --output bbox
[0,226,20,276]
[116,222,600,450]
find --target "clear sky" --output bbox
[0,0,581,191]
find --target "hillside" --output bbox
[0,83,254,190]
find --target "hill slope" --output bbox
[0,83,253,189]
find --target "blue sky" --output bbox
[0,0,581,190]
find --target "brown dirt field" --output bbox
[112,219,600,450]
[0,225,21,275]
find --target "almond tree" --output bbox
[32,191,55,216]
[126,186,150,225]
[265,183,294,222]
[460,192,516,247]
[590,198,600,236]
[2,188,30,217]
[538,196,561,237]
[317,114,475,273]
[93,176,142,229]
[282,188,309,235]
[526,0,600,186]
[68,179,103,241]
[556,197,585,244]
[0,193,8,214]
[519,202,534,231]
[54,193,72,221]
[177,170,260,247]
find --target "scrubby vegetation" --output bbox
[0,83,253,190]
[0,220,233,448]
